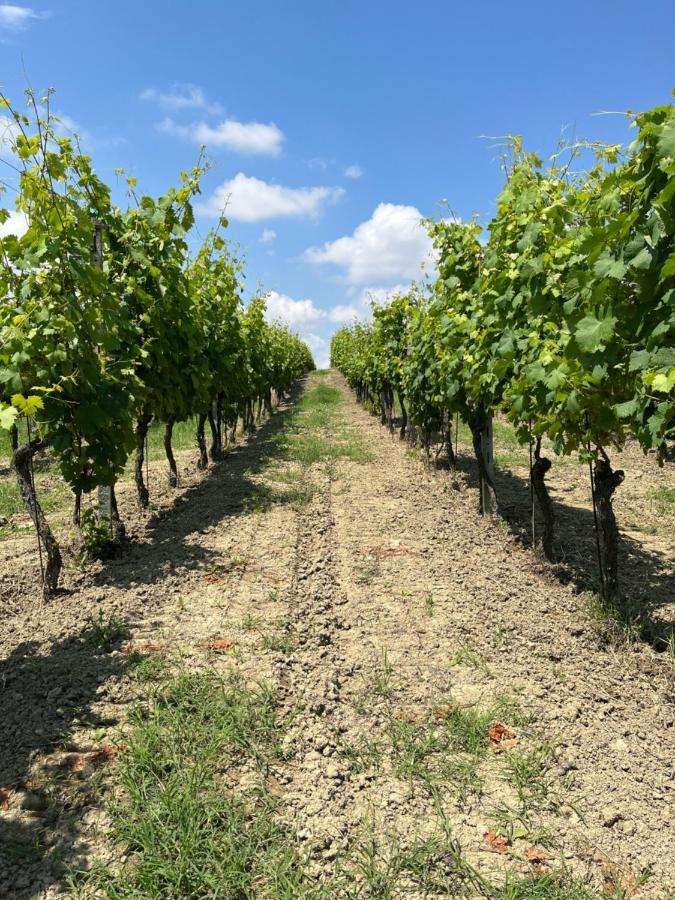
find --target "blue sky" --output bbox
[1,1,673,366]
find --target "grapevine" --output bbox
[332,98,674,601]
[0,92,314,597]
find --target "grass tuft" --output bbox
[72,668,325,897]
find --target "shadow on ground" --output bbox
[452,448,675,645]
[0,384,306,897]
[0,627,134,897]
[92,385,303,593]
[385,410,674,646]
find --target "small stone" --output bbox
[562,702,581,721]
[21,792,48,813]
[322,843,338,860]
[556,759,577,776]
[326,764,341,780]
[601,808,622,828]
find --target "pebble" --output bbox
[601,807,622,828]
[20,792,48,813]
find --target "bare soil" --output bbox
[0,371,673,898]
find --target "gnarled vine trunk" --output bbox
[134,411,151,508]
[398,392,407,440]
[594,456,625,602]
[440,410,456,468]
[13,439,62,598]
[421,428,432,465]
[164,418,177,487]
[216,394,224,450]
[244,398,255,433]
[385,383,395,433]
[208,402,221,461]
[379,388,388,426]
[531,437,555,560]
[196,412,208,469]
[73,489,82,529]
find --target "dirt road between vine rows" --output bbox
[1,370,674,898]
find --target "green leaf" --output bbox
[628,246,652,270]
[575,313,617,352]
[10,393,44,416]
[660,253,675,280]
[593,256,626,280]
[651,371,675,393]
[629,349,651,372]
[657,120,675,158]
[616,399,637,418]
[0,405,19,430]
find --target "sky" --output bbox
[0,1,673,366]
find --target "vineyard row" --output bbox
[0,91,314,598]
[331,98,674,608]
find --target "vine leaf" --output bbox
[575,313,617,352]
[0,404,18,430]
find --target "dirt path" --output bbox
[1,371,673,898]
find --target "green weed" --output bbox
[649,485,675,514]
[85,611,130,652]
[72,669,323,897]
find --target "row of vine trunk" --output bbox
[355,378,625,606]
[9,389,284,601]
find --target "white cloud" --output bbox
[0,209,28,238]
[53,111,93,145]
[343,164,363,179]
[327,303,360,324]
[0,114,20,154]
[196,173,344,222]
[327,283,409,324]
[0,4,43,30]
[307,157,332,170]
[140,84,222,115]
[262,291,330,367]
[265,291,326,329]
[305,333,330,369]
[303,203,433,284]
[260,228,276,243]
[158,116,284,156]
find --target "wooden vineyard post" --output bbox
[480,414,497,517]
[91,221,115,536]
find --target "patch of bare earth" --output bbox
[1,371,673,897]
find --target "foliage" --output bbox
[0,92,313,497]
[331,97,674,463]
